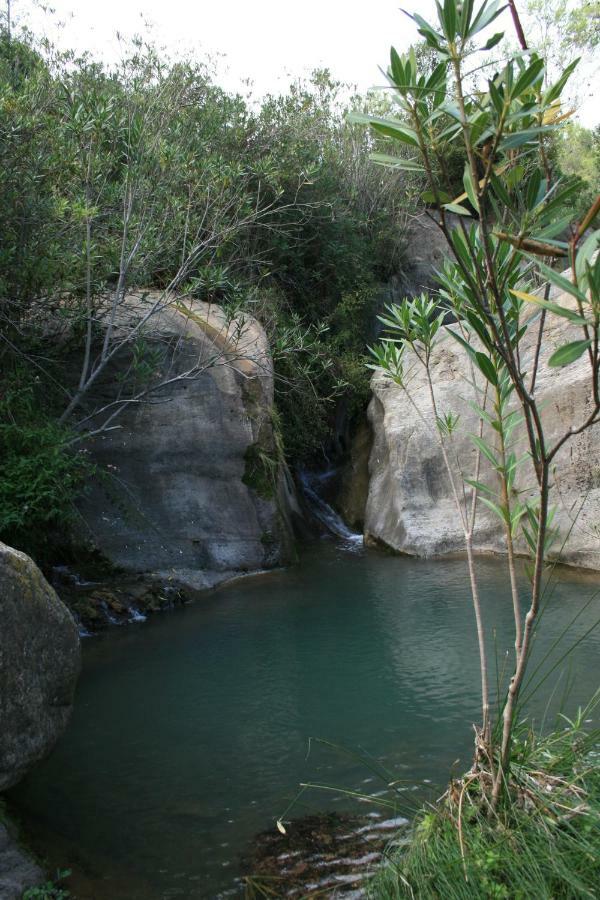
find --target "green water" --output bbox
[11,542,600,898]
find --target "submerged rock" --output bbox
[76,297,296,591]
[365,281,600,570]
[0,542,80,791]
[51,568,192,632]
[241,811,408,897]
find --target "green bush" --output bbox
[0,376,92,560]
[370,713,600,899]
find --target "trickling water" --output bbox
[10,543,600,899]
[297,469,363,547]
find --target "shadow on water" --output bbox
[8,535,600,898]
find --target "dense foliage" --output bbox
[0,27,413,556]
[0,6,597,561]
[370,707,600,898]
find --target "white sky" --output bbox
[12,0,599,124]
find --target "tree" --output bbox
[523,0,600,82]
[358,0,600,807]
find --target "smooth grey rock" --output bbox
[77,298,294,586]
[0,824,44,899]
[0,543,81,792]
[365,282,600,570]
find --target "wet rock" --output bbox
[52,570,190,631]
[0,542,80,791]
[241,812,408,897]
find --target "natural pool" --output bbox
[11,540,600,898]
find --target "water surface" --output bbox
[11,542,600,898]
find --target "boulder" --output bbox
[365,282,600,570]
[0,542,80,791]
[0,823,44,900]
[77,297,295,589]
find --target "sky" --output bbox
[16,0,430,95]
[11,0,600,124]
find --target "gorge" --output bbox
[2,2,600,894]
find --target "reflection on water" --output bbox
[10,544,600,898]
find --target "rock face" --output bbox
[0,542,80,791]
[391,214,457,300]
[0,824,44,900]
[77,298,294,590]
[334,420,373,531]
[365,284,600,570]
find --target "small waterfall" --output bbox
[297,469,363,548]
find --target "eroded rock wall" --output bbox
[365,286,600,570]
[77,298,294,590]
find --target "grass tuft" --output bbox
[369,709,600,899]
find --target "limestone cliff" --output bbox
[77,297,294,591]
[365,284,600,570]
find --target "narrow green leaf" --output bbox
[479,495,510,524]
[468,0,506,39]
[525,169,542,211]
[488,79,505,115]
[464,478,496,497]
[527,258,589,304]
[483,31,504,49]
[500,126,555,150]
[404,10,446,50]
[505,164,525,187]
[443,0,457,39]
[460,0,475,36]
[511,58,545,99]
[447,327,477,359]
[471,434,500,468]
[464,311,494,351]
[548,339,592,367]
[421,189,452,204]
[425,61,448,92]
[475,351,498,385]
[489,171,511,208]
[390,46,404,87]
[463,164,479,211]
[443,201,472,216]
[371,122,420,145]
[510,289,589,325]
[537,179,582,223]
[369,152,425,172]
[544,58,580,104]
[532,214,574,241]
[348,113,420,146]
[576,230,600,286]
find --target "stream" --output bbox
[10,535,600,898]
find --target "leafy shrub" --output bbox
[369,711,600,899]
[23,870,71,900]
[0,375,92,560]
